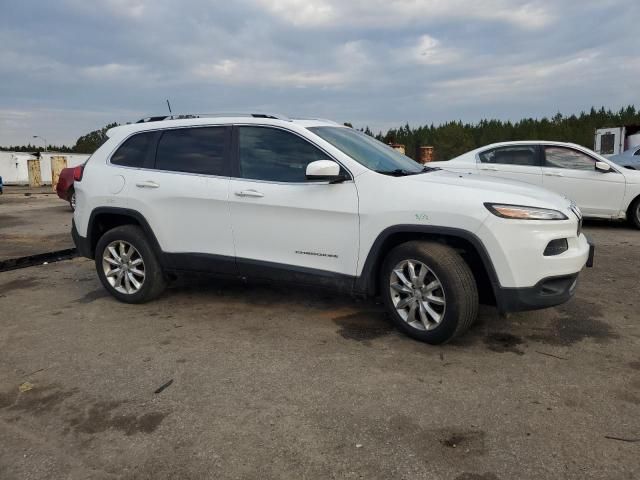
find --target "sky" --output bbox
[1,0,639,146]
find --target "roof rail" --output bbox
[135,113,291,123]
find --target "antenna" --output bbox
[166,99,173,114]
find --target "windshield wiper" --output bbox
[417,165,441,173]
[375,166,441,176]
[375,169,419,176]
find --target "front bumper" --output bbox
[496,273,579,312]
[586,236,595,268]
[496,237,594,312]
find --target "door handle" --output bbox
[235,189,264,198]
[480,166,498,171]
[136,181,160,188]
[544,172,563,177]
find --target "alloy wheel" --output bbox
[102,240,145,294]
[389,259,446,331]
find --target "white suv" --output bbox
[72,114,594,344]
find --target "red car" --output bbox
[56,165,82,210]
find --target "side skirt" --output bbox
[161,252,356,293]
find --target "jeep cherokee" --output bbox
[72,114,594,344]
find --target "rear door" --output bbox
[228,125,359,283]
[541,145,626,217]
[118,126,236,271]
[476,145,543,185]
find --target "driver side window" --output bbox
[238,127,332,182]
[544,147,595,171]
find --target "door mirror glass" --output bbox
[595,161,612,173]
[306,160,345,183]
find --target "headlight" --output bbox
[484,203,568,220]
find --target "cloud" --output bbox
[80,63,147,80]
[254,0,556,29]
[408,35,462,65]
[0,0,639,144]
[193,59,349,88]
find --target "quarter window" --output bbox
[111,132,155,168]
[479,146,538,166]
[155,127,228,175]
[238,127,330,182]
[544,147,595,171]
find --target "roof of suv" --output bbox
[106,114,341,138]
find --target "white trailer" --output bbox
[594,125,640,156]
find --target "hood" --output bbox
[405,169,572,209]
[620,165,640,183]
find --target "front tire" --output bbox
[95,225,166,303]
[380,241,478,344]
[629,197,640,229]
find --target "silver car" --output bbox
[609,145,640,170]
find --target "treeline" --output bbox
[2,106,639,158]
[0,122,118,154]
[366,105,640,161]
[0,144,74,153]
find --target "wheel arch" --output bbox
[626,194,640,226]
[87,207,162,261]
[355,225,501,306]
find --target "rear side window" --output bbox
[238,126,328,182]
[545,147,595,171]
[479,146,538,166]
[111,132,154,168]
[156,127,228,175]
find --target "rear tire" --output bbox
[628,197,640,229]
[380,241,478,344]
[69,190,76,211]
[95,225,166,303]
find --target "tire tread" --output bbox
[381,240,478,344]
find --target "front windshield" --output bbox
[308,126,423,174]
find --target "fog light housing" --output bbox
[543,238,568,256]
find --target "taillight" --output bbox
[73,165,84,181]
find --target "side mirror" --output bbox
[595,161,612,173]
[306,160,346,183]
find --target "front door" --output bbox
[228,125,359,284]
[541,145,626,217]
[476,144,543,186]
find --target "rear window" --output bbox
[111,132,155,168]
[155,127,228,176]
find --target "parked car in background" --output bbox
[56,166,77,210]
[0,175,3,194]
[609,145,640,170]
[72,114,592,345]
[439,141,640,228]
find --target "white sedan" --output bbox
[438,141,640,228]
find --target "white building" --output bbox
[0,151,90,185]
